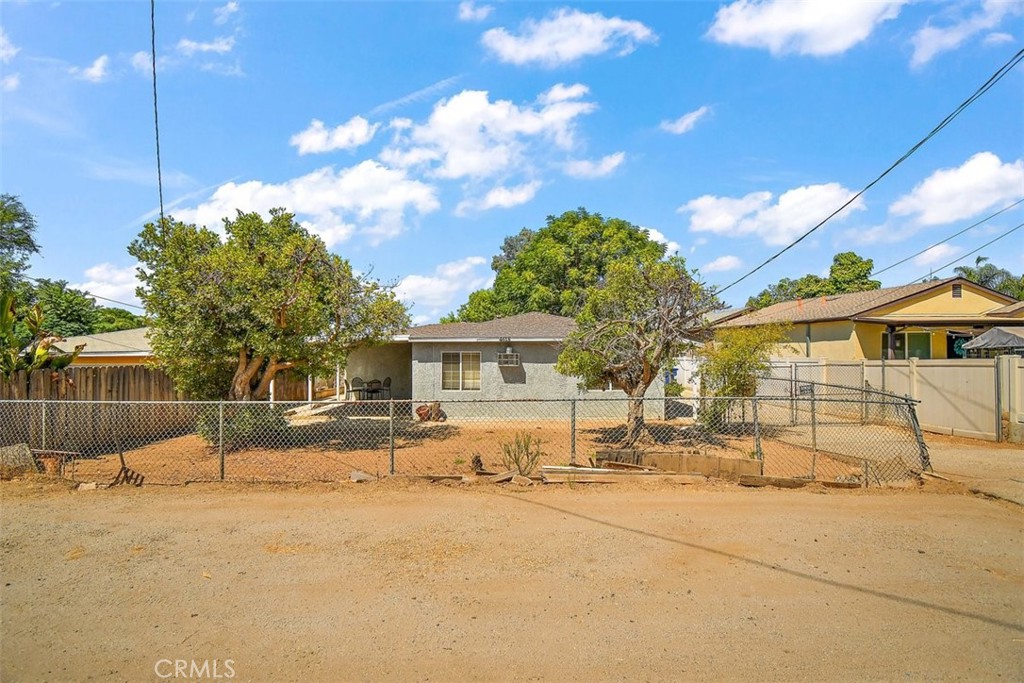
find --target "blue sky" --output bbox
[2,1,1022,324]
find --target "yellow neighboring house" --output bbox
[718,277,1022,360]
[51,327,152,366]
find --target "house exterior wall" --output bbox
[776,321,860,360]
[70,355,149,366]
[411,341,665,419]
[345,343,413,399]
[866,282,1010,318]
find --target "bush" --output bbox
[500,431,544,476]
[196,404,289,449]
[664,381,683,397]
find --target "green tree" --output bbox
[0,194,40,293]
[747,252,880,309]
[1,292,84,381]
[129,209,408,400]
[448,208,667,322]
[556,254,718,446]
[954,256,1023,299]
[93,307,146,333]
[32,279,99,338]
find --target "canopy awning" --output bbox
[961,326,1024,351]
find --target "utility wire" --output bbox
[715,47,1024,297]
[911,222,1023,283]
[150,0,165,225]
[872,197,1024,277]
[22,275,146,312]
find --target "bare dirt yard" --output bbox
[1,476,1022,682]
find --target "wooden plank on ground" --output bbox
[542,472,705,485]
[487,470,516,483]
[596,460,661,471]
[739,475,811,489]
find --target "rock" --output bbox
[511,474,534,487]
[77,482,98,491]
[0,444,36,477]
[350,470,375,483]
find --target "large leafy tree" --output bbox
[31,279,99,338]
[556,254,718,446]
[954,256,1023,299]
[445,208,667,322]
[129,209,408,400]
[1,292,83,381]
[93,307,146,333]
[747,252,881,309]
[0,194,40,294]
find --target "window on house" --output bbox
[880,332,931,359]
[441,352,481,390]
[952,284,962,298]
[587,378,615,391]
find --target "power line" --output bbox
[910,222,1023,283]
[150,0,165,224]
[872,197,1024,277]
[22,275,146,311]
[715,47,1024,297]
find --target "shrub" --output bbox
[664,381,683,397]
[196,403,289,449]
[500,431,544,476]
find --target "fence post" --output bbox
[994,363,1002,442]
[388,399,395,475]
[218,401,225,481]
[789,364,797,426]
[860,360,867,425]
[811,390,817,452]
[570,399,577,465]
[40,400,47,451]
[752,398,763,476]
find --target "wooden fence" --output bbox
[0,365,185,401]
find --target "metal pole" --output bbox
[994,359,1003,442]
[40,400,47,451]
[860,360,867,425]
[789,363,797,426]
[811,391,818,452]
[752,398,763,476]
[218,400,225,481]
[570,399,577,465]
[388,399,395,475]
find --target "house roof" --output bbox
[987,300,1024,317]
[408,312,576,342]
[52,327,152,356]
[718,277,1016,327]
[705,307,749,324]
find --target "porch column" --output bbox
[886,324,896,360]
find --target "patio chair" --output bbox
[366,379,382,400]
[380,377,391,399]
[350,377,365,401]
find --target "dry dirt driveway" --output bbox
[925,434,1024,505]
[1,479,1022,682]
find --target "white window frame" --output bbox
[441,352,481,391]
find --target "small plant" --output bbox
[453,457,466,466]
[664,381,684,397]
[500,431,545,476]
[196,404,289,449]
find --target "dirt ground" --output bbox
[1,477,1021,682]
[68,418,898,486]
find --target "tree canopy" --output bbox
[0,194,40,294]
[444,208,667,322]
[555,254,718,446]
[129,209,408,400]
[954,257,1023,300]
[746,252,881,309]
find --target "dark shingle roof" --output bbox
[409,312,575,341]
[719,279,958,327]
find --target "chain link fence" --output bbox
[1,384,929,486]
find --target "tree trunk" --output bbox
[230,349,264,401]
[623,394,646,447]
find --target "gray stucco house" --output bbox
[344,312,664,417]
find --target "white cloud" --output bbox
[643,227,681,256]
[564,152,625,179]
[456,181,541,215]
[177,161,440,246]
[1,73,19,92]
[69,55,110,83]
[381,84,596,181]
[482,8,657,67]
[889,152,1024,225]
[0,28,19,64]
[458,1,493,22]
[983,31,1014,46]
[702,255,743,273]
[707,0,906,56]
[660,106,711,135]
[912,244,962,267]
[911,1,1021,67]
[681,183,864,246]
[289,116,380,155]
[71,263,143,308]
[395,256,490,309]
[213,1,240,26]
[177,36,235,56]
